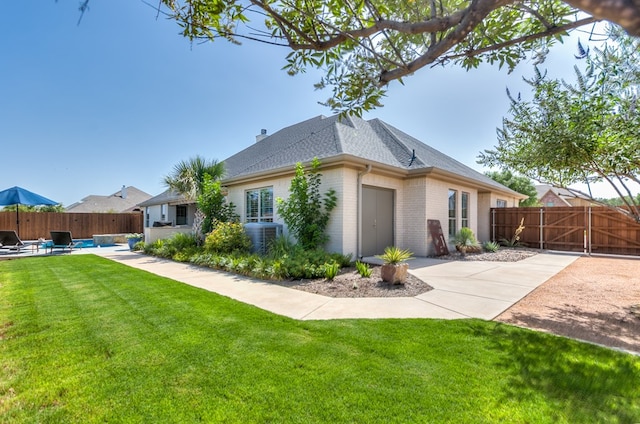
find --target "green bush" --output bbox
[324,261,340,280]
[483,241,500,252]
[454,228,481,255]
[204,222,251,254]
[276,158,337,250]
[167,232,199,250]
[267,235,300,258]
[145,228,353,281]
[376,246,413,264]
[355,261,372,278]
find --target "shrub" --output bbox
[197,175,239,234]
[376,246,413,264]
[454,227,481,255]
[204,222,251,254]
[276,158,337,250]
[324,261,340,280]
[132,241,145,252]
[355,261,372,277]
[267,235,300,258]
[167,232,199,251]
[483,241,500,252]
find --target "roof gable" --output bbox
[222,115,516,194]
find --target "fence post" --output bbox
[539,208,544,251]
[491,208,496,242]
[588,206,592,256]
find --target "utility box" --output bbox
[244,222,283,255]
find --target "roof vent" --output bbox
[256,129,268,142]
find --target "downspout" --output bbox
[357,164,372,259]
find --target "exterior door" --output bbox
[362,186,394,256]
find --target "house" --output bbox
[65,185,152,213]
[138,189,198,242]
[536,185,597,207]
[221,115,525,257]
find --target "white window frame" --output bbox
[245,187,274,223]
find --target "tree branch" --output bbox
[563,0,640,36]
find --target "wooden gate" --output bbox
[491,206,640,256]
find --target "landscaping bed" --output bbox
[276,248,537,298]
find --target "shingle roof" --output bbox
[65,186,152,213]
[137,189,190,207]
[535,184,592,201]
[222,115,516,193]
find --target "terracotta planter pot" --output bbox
[381,263,409,285]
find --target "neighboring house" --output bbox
[536,185,597,207]
[138,189,198,242]
[65,185,152,213]
[221,115,525,257]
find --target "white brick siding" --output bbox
[226,166,520,257]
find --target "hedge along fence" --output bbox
[0,211,143,240]
[491,206,640,256]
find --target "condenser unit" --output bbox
[244,222,283,255]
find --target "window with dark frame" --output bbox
[176,205,187,225]
[448,189,457,238]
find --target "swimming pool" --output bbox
[41,239,116,249]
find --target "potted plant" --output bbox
[454,227,481,256]
[376,246,413,284]
[126,233,144,250]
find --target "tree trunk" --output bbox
[193,208,206,245]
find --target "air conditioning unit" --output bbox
[244,223,283,255]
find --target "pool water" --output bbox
[42,239,116,249]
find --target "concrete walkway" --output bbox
[88,246,579,321]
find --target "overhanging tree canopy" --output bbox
[478,27,640,222]
[148,0,640,114]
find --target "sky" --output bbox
[0,1,628,207]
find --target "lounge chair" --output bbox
[0,230,28,252]
[48,231,82,253]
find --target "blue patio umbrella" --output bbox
[0,186,58,236]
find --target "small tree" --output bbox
[479,27,640,223]
[197,174,238,234]
[164,156,225,240]
[485,170,539,207]
[276,158,337,250]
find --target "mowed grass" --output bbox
[0,256,638,423]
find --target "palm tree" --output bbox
[163,155,225,240]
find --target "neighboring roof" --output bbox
[535,184,593,203]
[222,115,523,196]
[138,189,192,207]
[65,186,152,213]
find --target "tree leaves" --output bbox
[157,0,612,115]
[479,27,640,221]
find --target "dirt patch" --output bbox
[496,256,640,354]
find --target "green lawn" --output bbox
[1,255,638,423]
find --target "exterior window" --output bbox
[176,205,187,225]
[246,187,274,222]
[461,192,469,229]
[448,189,457,238]
[496,199,507,208]
[161,204,166,221]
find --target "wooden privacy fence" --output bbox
[0,211,143,240]
[491,206,640,256]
